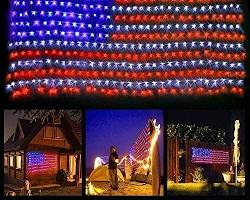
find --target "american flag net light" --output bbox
[128,121,151,172]
[26,152,58,174]
[6,0,246,98]
[191,147,229,165]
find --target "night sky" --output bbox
[86,109,164,173]
[4,110,18,143]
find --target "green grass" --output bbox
[167,182,245,196]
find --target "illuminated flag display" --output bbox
[6,0,246,98]
[128,121,151,170]
[27,152,57,174]
[191,147,229,164]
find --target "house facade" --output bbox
[4,114,82,186]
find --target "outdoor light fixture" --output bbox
[6,0,246,98]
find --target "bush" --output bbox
[56,169,69,185]
[238,169,245,176]
[238,163,245,176]
[190,167,207,183]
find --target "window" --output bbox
[44,127,53,139]
[44,126,64,139]
[9,156,14,167]
[55,127,64,139]
[4,156,8,167]
[16,155,22,169]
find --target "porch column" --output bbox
[79,154,82,179]
[75,154,81,180]
[14,151,16,179]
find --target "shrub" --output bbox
[190,167,207,183]
[56,169,69,185]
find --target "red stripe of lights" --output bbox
[111,31,245,42]
[6,69,246,81]
[9,50,246,62]
[114,14,243,24]
[10,86,244,99]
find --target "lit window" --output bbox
[16,155,22,169]
[9,156,14,167]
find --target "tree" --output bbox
[13,110,82,124]
[167,123,226,145]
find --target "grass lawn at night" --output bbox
[167,182,245,196]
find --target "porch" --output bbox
[59,152,82,183]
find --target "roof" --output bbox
[60,115,82,148]
[65,114,82,145]
[18,118,37,137]
[4,119,43,152]
[4,114,82,152]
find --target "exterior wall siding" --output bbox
[29,126,71,149]
[60,155,68,171]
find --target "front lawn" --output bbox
[167,182,245,196]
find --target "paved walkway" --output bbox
[4,183,60,191]
[5,184,82,196]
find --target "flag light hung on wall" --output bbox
[27,152,57,174]
[6,0,246,98]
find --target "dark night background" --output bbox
[167,110,246,160]
[4,110,18,143]
[86,110,164,175]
